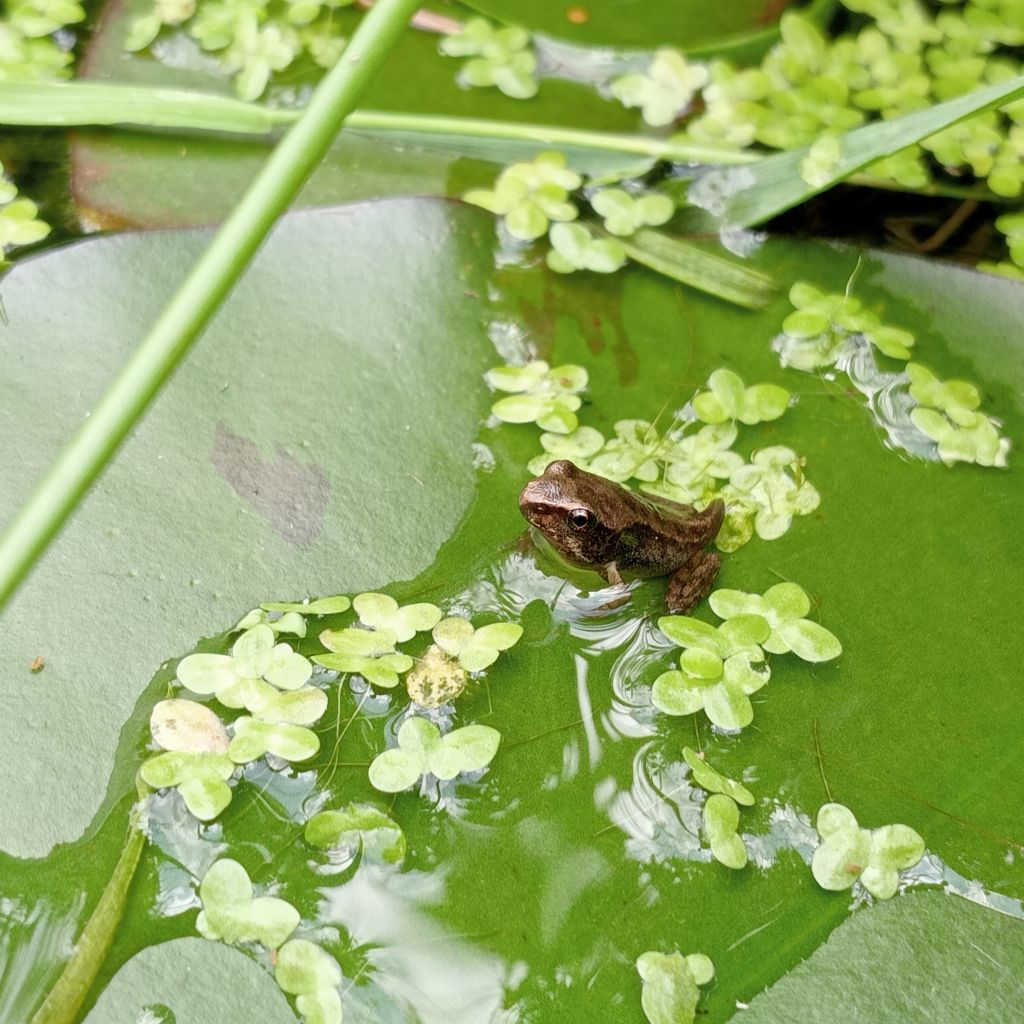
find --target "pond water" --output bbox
[1,221,1022,1024]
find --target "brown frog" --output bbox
[519,459,724,614]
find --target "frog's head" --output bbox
[518,460,619,567]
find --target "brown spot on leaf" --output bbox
[211,423,330,550]
[29,656,45,673]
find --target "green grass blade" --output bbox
[0,0,420,613]
[0,81,296,133]
[687,75,1024,228]
[0,82,756,168]
[611,227,776,309]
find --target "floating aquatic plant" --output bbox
[196,858,300,948]
[126,0,355,99]
[228,716,322,763]
[261,595,351,616]
[652,616,771,731]
[636,948,715,1024]
[682,746,754,806]
[140,750,235,820]
[234,607,308,637]
[546,222,627,275]
[907,362,1010,467]
[352,592,442,642]
[304,802,406,864]
[437,15,537,99]
[275,939,343,1024]
[691,369,790,426]
[178,624,314,709]
[314,625,414,688]
[406,616,522,706]
[432,617,523,672]
[149,697,229,754]
[464,151,580,241]
[709,582,842,662]
[589,188,675,237]
[780,280,916,368]
[368,716,500,793]
[611,48,709,127]
[485,359,587,434]
[703,793,748,869]
[811,802,926,899]
[527,426,606,476]
[719,447,821,549]
[0,161,50,262]
[405,644,470,708]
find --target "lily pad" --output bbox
[275,940,343,1024]
[4,200,1024,1023]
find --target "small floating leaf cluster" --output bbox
[139,622,325,818]
[304,801,407,865]
[812,803,926,899]
[978,210,1024,280]
[654,4,1023,198]
[778,280,1010,467]
[125,0,357,100]
[652,582,842,732]
[465,150,675,277]
[602,2,1024,270]
[683,747,755,870]
[197,859,342,1024]
[612,48,710,128]
[636,947,715,1024]
[140,589,521,815]
[0,160,50,265]
[438,15,537,99]
[137,585,521,1022]
[489,360,817,552]
[368,716,501,793]
[0,0,82,81]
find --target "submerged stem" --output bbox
[29,799,147,1024]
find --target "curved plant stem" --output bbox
[0,0,420,613]
[0,82,759,166]
[29,797,147,1024]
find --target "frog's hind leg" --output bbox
[665,551,721,614]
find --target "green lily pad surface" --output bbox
[0,200,496,856]
[1,199,1022,1023]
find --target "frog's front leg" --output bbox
[666,551,721,614]
[596,561,632,611]
[604,562,624,587]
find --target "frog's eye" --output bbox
[567,508,593,531]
